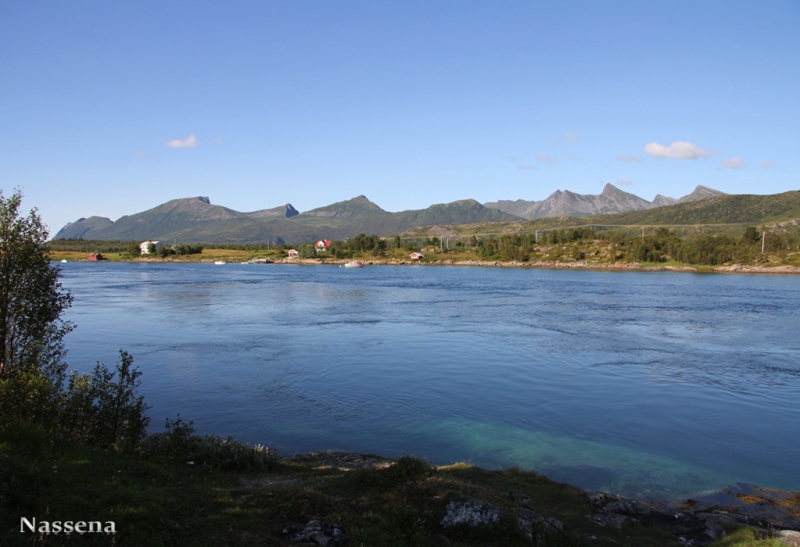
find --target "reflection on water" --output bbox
[60,263,800,499]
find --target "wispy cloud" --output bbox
[166,134,198,148]
[718,157,746,170]
[214,139,223,145]
[566,154,579,162]
[553,132,579,142]
[761,161,774,168]
[517,164,535,170]
[644,141,711,160]
[536,154,557,165]
[616,178,633,186]
[617,155,641,163]
[133,150,145,157]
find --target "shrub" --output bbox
[142,416,277,472]
[61,350,151,452]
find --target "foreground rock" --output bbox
[585,488,800,546]
[289,520,348,546]
[440,500,503,527]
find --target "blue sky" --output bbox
[1,1,798,234]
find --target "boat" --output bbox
[60,259,68,263]
[344,260,363,268]
[214,261,227,265]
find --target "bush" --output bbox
[61,350,151,452]
[142,416,277,472]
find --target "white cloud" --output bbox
[166,134,198,148]
[616,178,633,186]
[617,155,641,163]
[536,154,557,165]
[720,157,746,170]
[761,161,774,168]
[643,141,711,160]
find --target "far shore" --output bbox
[52,255,800,274]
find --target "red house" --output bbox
[409,252,424,261]
[88,253,104,261]
[315,239,332,251]
[287,249,299,258]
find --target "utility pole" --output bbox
[762,228,766,253]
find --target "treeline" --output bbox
[48,238,139,252]
[476,228,596,261]
[615,227,798,265]
[472,226,797,265]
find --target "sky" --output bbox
[1,1,798,235]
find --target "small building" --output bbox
[140,241,159,254]
[88,253,104,261]
[409,252,424,260]
[287,249,299,258]
[315,239,332,251]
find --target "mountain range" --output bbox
[54,195,521,244]
[54,184,727,244]
[483,184,725,220]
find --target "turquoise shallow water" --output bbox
[60,263,800,500]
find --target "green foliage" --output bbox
[0,189,73,394]
[141,415,277,472]
[297,243,317,259]
[156,245,174,258]
[61,350,151,451]
[172,243,204,255]
[328,233,387,257]
[0,364,61,426]
[47,238,141,253]
[125,241,141,255]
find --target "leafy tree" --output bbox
[126,241,141,256]
[0,190,73,385]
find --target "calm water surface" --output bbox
[60,263,800,500]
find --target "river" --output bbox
[60,262,800,500]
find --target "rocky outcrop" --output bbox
[440,500,503,527]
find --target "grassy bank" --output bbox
[2,424,788,547]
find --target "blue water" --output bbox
[59,263,800,500]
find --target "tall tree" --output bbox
[0,190,73,384]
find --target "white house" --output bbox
[287,249,299,258]
[140,241,159,254]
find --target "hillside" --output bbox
[400,191,800,239]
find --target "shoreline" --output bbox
[283,450,800,543]
[57,256,800,274]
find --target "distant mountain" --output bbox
[54,195,522,244]
[651,195,677,207]
[54,216,114,239]
[484,184,726,220]
[676,185,726,203]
